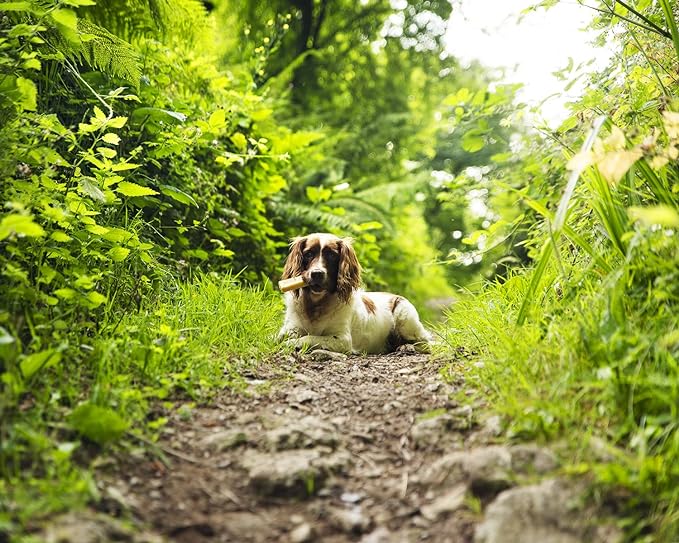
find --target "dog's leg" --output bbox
[393,299,432,353]
[287,333,352,354]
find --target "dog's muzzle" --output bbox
[307,269,327,293]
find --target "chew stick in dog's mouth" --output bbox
[278,276,306,292]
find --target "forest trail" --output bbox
[51,350,621,543]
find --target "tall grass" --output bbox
[0,274,284,535]
[437,5,679,536]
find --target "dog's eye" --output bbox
[324,251,338,261]
[303,250,314,260]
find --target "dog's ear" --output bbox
[282,236,306,298]
[337,237,361,302]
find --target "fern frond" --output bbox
[325,196,395,233]
[271,201,356,234]
[53,18,141,84]
[355,176,428,207]
[80,0,208,43]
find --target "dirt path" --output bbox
[71,350,621,543]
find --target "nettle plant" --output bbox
[0,103,163,393]
[0,0,313,398]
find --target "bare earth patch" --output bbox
[78,351,621,543]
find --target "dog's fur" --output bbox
[278,233,431,354]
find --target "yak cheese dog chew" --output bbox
[278,276,306,292]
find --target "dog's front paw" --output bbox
[284,336,308,351]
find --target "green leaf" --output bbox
[22,58,41,70]
[355,221,383,231]
[20,349,61,381]
[306,186,332,203]
[160,185,198,207]
[15,77,37,111]
[110,162,140,172]
[50,231,71,242]
[107,116,128,129]
[109,246,130,262]
[97,147,117,159]
[54,288,76,299]
[0,2,32,11]
[86,291,107,307]
[50,8,77,31]
[62,0,96,5]
[230,132,247,151]
[0,326,15,345]
[79,178,106,202]
[102,227,134,243]
[629,205,679,227]
[70,403,128,445]
[209,109,227,130]
[102,133,121,145]
[130,107,187,124]
[50,8,78,44]
[0,214,45,240]
[116,181,158,197]
[461,132,485,153]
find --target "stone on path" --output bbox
[242,449,350,497]
[263,415,339,451]
[41,511,163,543]
[474,478,623,543]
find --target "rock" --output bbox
[340,491,363,504]
[419,484,467,521]
[419,444,559,498]
[199,428,248,451]
[464,446,513,496]
[290,523,314,543]
[287,388,319,404]
[411,414,452,449]
[482,415,503,437]
[264,415,339,451]
[243,450,321,497]
[220,511,277,543]
[510,444,558,474]
[42,511,135,543]
[360,526,393,543]
[306,349,348,362]
[328,505,371,534]
[242,449,349,497]
[411,407,473,449]
[474,478,623,543]
[419,446,512,497]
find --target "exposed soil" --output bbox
[76,349,619,543]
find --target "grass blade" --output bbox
[553,115,606,233]
[659,0,679,62]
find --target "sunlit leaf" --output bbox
[116,181,158,197]
[595,149,642,184]
[0,214,45,240]
[109,246,130,262]
[70,403,128,444]
[628,205,679,227]
[20,349,61,380]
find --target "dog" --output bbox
[278,233,431,354]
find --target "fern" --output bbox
[271,201,356,233]
[55,18,142,84]
[326,196,395,234]
[81,0,208,43]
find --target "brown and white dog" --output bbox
[278,233,431,354]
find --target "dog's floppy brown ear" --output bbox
[282,236,306,298]
[337,237,361,303]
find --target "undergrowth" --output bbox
[0,274,282,538]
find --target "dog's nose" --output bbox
[310,270,325,282]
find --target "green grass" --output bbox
[0,273,283,540]
[436,226,679,541]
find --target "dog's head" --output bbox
[281,233,361,303]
